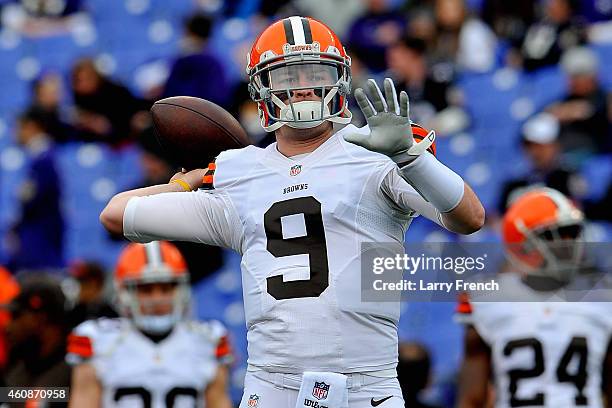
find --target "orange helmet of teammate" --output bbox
[246,16,352,132]
[115,241,190,334]
[0,266,19,328]
[502,188,584,282]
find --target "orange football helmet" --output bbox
[115,241,190,334]
[502,188,584,282]
[247,16,352,132]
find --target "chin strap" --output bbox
[261,85,352,132]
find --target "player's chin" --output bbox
[280,120,332,141]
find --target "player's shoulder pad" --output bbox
[410,121,437,157]
[212,145,263,190]
[454,292,474,324]
[66,317,126,365]
[184,319,227,342]
[184,320,233,364]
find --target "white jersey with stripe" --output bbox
[67,318,228,408]
[123,124,443,373]
[464,275,612,408]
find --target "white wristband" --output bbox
[398,151,464,213]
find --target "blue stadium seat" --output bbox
[579,154,612,201]
[593,44,612,90]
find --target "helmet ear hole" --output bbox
[259,87,271,101]
[338,80,351,96]
[248,84,258,101]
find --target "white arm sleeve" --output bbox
[380,167,445,227]
[123,190,242,252]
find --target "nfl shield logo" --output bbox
[312,382,330,400]
[290,164,302,176]
[247,394,259,407]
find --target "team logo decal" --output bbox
[290,164,302,176]
[312,382,330,400]
[248,394,260,407]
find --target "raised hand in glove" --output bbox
[344,78,435,164]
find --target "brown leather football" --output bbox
[151,96,251,170]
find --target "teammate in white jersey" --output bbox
[67,241,232,408]
[100,16,484,408]
[457,188,612,408]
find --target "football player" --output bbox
[457,188,612,408]
[100,17,484,408]
[67,241,232,408]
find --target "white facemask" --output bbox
[134,314,177,334]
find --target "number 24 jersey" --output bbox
[468,300,612,408]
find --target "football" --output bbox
[151,96,251,170]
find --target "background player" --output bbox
[457,188,612,408]
[67,241,232,408]
[100,16,484,408]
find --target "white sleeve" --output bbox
[379,167,445,227]
[123,190,242,252]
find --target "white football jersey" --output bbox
[123,124,442,373]
[67,318,230,408]
[463,276,612,408]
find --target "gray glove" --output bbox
[345,78,435,164]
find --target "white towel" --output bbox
[295,371,348,408]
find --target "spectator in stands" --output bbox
[71,58,148,146]
[519,0,586,71]
[6,108,64,273]
[430,0,498,73]
[228,80,269,146]
[387,36,451,125]
[397,342,442,408]
[3,276,71,392]
[292,0,365,39]
[498,113,579,213]
[405,7,438,49]
[0,267,19,376]
[546,47,610,165]
[481,0,535,46]
[346,0,407,73]
[29,72,74,143]
[163,13,229,108]
[0,0,85,37]
[67,260,116,328]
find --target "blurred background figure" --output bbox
[498,112,580,213]
[71,58,148,146]
[546,47,610,165]
[387,35,452,126]
[67,260,116,328]
[6,108,64,273]
[347,0,407,73]
[68,241,233,408]
[3,276,71,396]
[519,0,586,71]
[397,342,442,408]
[29,72,74,143]
[292,0,364,39]
[0,0,86,37]
[481,0,535,50]
[163,13,229,108]
[432,0,498,73]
